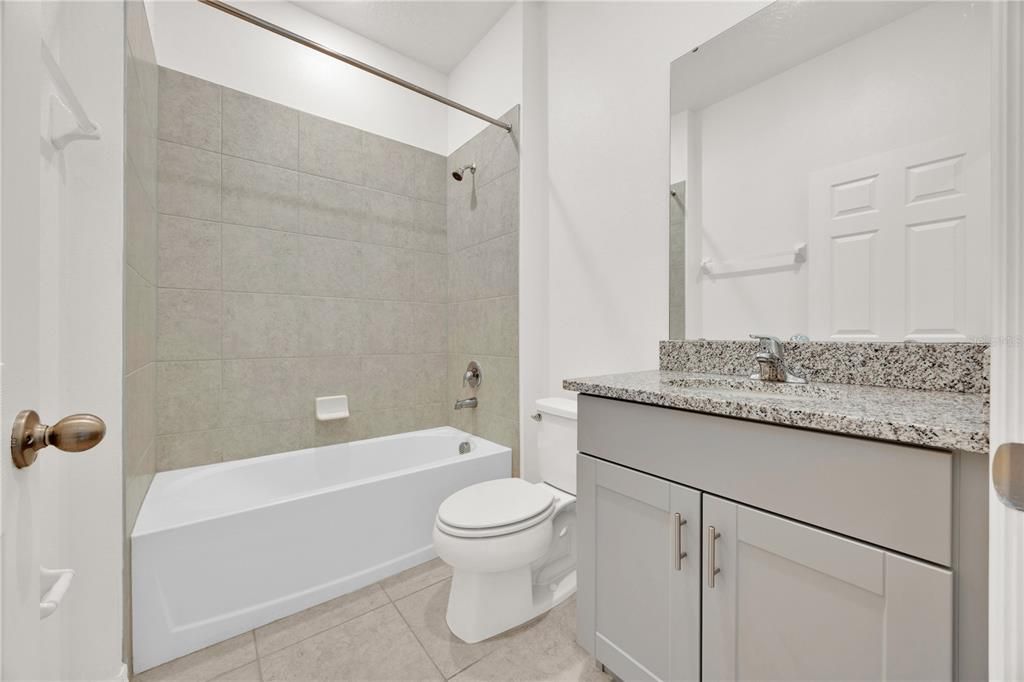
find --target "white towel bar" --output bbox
[701,242,806,276]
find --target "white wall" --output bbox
[447,3,523,154]
[541,1,766,398]
[692,2,989,339]
[149,0,450,154]
[518,2,548,483]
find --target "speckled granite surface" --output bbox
[563,370,988,453]
[660,340,989,393]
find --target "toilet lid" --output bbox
[437,478,555,530]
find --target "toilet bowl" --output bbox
[433,478,576,643]
[432,397,579,644]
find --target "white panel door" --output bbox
[809,137,989,341]
[2,2,124,679]
[1,3,47,679]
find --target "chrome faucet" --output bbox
[454,397,478,410]
[749,334,807,384]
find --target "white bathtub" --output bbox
[131,426,510,672]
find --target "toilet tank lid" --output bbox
[535,397,578,421]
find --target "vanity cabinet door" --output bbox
[701,495,952,682]
[578,455,701,682]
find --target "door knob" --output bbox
[10,410,106,469]
[993,442,1024,511]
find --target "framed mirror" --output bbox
[669,1,991,342]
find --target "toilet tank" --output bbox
[535,397,578,494]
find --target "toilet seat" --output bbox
[436,479,555,539]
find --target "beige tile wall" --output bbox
[124,0,159,670]
[446,109,521,473]
[155,68,453,470]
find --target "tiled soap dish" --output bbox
[316,395,350,421]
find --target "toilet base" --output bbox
[446,567,577,643]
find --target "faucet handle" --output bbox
[749,334,784,357]
[462,360,482,389]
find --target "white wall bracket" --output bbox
[42,41,101,150]
[40,567,75,620]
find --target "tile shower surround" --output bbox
[154,67,520,472]
[447,110,520,473]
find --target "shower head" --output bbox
[452,163,476,182]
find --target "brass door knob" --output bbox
[10,410,106,469]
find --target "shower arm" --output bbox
[197,0,513,134]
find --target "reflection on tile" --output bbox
[393,579,510,678]
[222,156,299,232]
[298,173,367,242]
[260,604,442,682]
[298,113,364,186]
[158,140,221,221]
[379,557,452,602]
[254,584,390,657]
[135,632,257,682]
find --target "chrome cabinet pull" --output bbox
[673,513,687,570]
[707,526,721,588]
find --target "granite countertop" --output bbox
[563,370,989,453]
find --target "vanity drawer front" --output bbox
[577,395,952,566]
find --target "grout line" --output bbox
[158,209,449,257]
[256,601,396,664]
[391,594,449,681]
[158,135,447,208]
[155,282,449,305]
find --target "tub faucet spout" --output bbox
[454,397,478,410]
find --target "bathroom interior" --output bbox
[4,0,1024,680]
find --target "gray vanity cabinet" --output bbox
[576,396,981,681]
[577,456,701,682]
[702,494,953,681]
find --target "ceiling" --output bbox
[294,0,514,74]
[671,1,926,113]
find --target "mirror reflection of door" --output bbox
[669,1,991,342]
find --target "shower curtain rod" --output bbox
[198,0,514,133]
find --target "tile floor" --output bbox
[134,559,610,682]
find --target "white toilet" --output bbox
[433,397,578,643]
